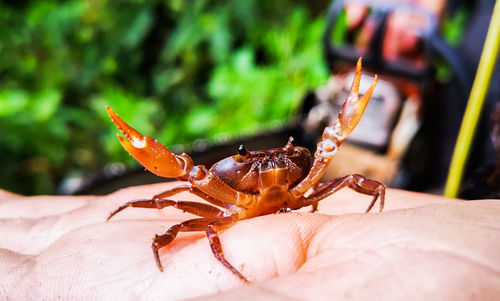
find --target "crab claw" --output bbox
[337,57,377,140]
[106,106,188,178]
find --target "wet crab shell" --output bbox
[210,146,312,194]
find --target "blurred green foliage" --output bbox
[0,0,328,195]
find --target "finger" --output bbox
[383,12,421,61]
[345,3,368,29]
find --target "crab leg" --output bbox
[107,199,224,220]
[206,224,250,283]
[299,174,385,213]
[140,185,231,209]
[152,217,221,272]
[291,58,377,197]
[151,216,248,282]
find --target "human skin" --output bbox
[345,0,445,61]
[1,182,500,300]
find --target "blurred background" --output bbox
[0,0,330,195]
[0,0,497,197]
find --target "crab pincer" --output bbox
[336,57,378,140]
[106,106,191,179]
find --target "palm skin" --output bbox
[1,183,500,300]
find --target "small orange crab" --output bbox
[106,58,385,283]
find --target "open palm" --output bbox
[1,182,500,300]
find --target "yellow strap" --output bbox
[444,0,500,198]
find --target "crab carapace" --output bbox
[106,58,385,283]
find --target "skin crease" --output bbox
[1,182,500,300]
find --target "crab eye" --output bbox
[284,136,295,154]
[238,145,249,156]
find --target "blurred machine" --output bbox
[302,0,476,191]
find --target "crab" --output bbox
[106,58,385,283]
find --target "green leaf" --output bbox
[0,90,29,117]
[29,89,62,121]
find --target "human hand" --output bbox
[345,0,445,63]
[1,183,499,300]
